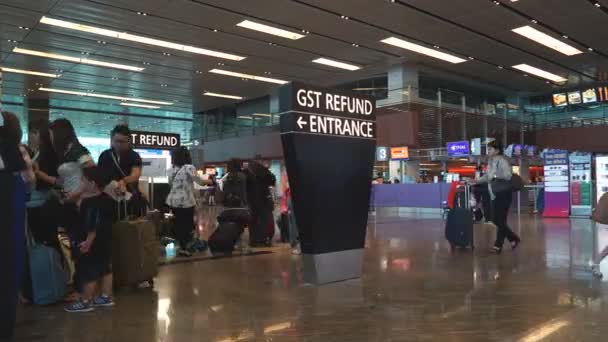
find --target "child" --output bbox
[64,166,115,313]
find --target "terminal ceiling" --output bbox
[1,0,608,134]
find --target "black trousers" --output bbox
[492,191,519,248]
[473,184,493,222]
[172,207,195,249]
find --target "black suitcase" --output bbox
[445,184,474,250]
[209,222,244,254]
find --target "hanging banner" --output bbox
[569,152,592,217]
[544,150,570,218]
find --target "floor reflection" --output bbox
[14,212,608,341]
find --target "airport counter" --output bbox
[371,183,452,209]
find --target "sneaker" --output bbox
[64,300,94,313]
[291,247,302,255]
[93,295,115,307]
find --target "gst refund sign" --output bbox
[284,84,376,139]
[130,130,180,150]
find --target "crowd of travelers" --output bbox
[1,111,299,340]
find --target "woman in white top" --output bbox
[166,147,210,256]
[49,119,95,256]
[476,140,521,253]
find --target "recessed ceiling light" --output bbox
[0,67,60,78]
[512,26,582,56]
[13,47,144,71]
[39,16,246,61]
[238,116,253,120]
[136,12,148,16]
[39,87,173,105]
[312,57,361,71]
[18,26,30,30]
[595,2,601,7]
[380,37,467,63]
[120,102,161,109]
[203,91,244,100]
[512,64,567,82]
[253,113,272,117]
[236,20,305,40]
[7,39,17,43]
[209,68,288,84]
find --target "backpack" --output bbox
[222,172,248,208]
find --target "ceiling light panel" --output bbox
[40,16,246,61]
[203,92,244,100]
[380,37,467,64]
[209,68,288,84]
[312,57,360,71]
[120,102,161,109]
[512,26,583,56]
[39,87,173,105]
[236,20,305,40]
[13,48,144,72]
[512,64,567,82]
[1,67,59,78]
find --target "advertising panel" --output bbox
[447,141,470,157]
[552,93,567,107]
[596,155,608,204]
[390,146,409,160]
[569,152,592,217]
[544,150,570,217]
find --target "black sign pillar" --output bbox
[279,83,376,284]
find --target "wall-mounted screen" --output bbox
[553,93,567,107]
[567,91,582,105]
[582,88,598,103]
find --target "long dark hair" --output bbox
[171,147,192,167]
[49,118,77,162]
[0,111,25,171]
[29,119,57,177]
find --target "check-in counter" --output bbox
[371,183,452,209]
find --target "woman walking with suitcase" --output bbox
[475,140,521,254]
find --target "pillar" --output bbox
[27,98,50,124]
[386,64,419,105]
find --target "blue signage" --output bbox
[447,141,470,157]
[376,146,388,162]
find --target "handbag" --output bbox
[593,193,608,224]
[491,178,513,194]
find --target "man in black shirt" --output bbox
[98,125,143,217]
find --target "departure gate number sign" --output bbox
[286,86,376,139]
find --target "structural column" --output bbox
[386,64,419,105]
[27,97,50,126]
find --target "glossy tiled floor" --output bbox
[14,210,608,342]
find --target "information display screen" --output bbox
[568,91,582,105]
[553,93,567,107]
[582,88,598,103]
[544,150,570,217]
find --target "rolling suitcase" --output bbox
[209,222,244,254]
[112,202,160,288]
[445,184,474,250]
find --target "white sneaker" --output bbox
[291,247,301,255]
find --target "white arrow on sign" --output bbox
[297,116,308,129]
